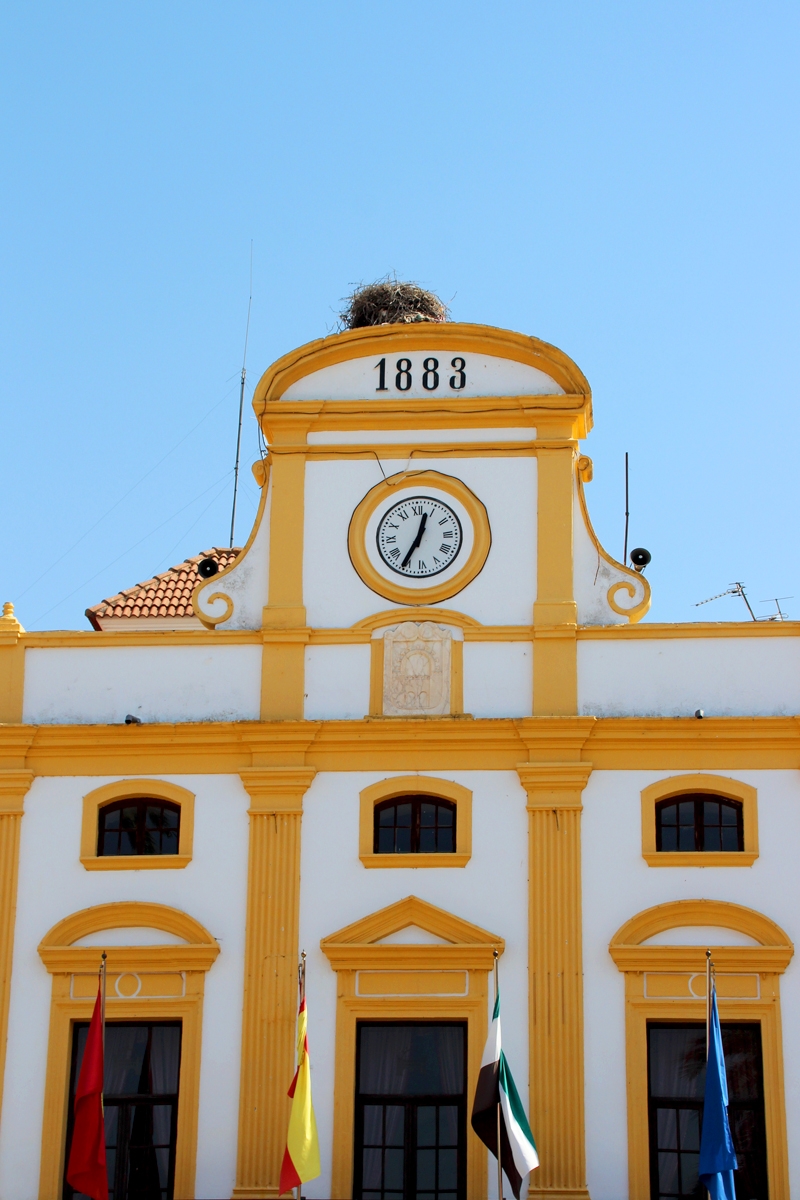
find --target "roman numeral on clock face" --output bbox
[375,495,463,580]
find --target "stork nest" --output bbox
[339,278,448,330]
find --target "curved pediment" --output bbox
[253,323,591,405]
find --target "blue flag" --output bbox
[699,987,738,1200]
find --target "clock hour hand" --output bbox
[401,512,428,568]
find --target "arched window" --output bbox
[655,793,743,853]
[373,795,456,855]
[97,798,181,857]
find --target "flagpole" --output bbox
[705,949,711,1058]
[295,951,306,1200]
[493,949,503,1200]
[100,951,107,1108]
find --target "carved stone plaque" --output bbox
[382,621,452,716]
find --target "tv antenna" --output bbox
[229,241,253,549]
[623,452,629,566]
[695,582,756,621]
[759,597,792,622]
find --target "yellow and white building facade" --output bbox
[0,321,798,1200]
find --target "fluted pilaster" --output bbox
[0,769,33,1123]
[233,767,316,1199]
[518,763,592,1200]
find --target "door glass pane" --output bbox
[358,1024,464,1095]
[65,1021,181,1200]
[355,1023,466,1200]
[647,1022,768,1200]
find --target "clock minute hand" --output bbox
[401,512,428,568]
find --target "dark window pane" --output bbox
[362,1147,382,1189]
[98,799,181,859]
[374,795,457,856]
[359,1024,465,1095]
[439,1106,458,1146]
[678,1108,699,1151]
[385,1106,404,1147]
[656,793,743,855]
[417,1106,436,1146]
[416,1147,436,1189]
[439,1147,458,1189]
[395,827,412,853]
[704,826,721,851]
[419,827,436,853]
[363,1105,382,1145]
[656,1107,678,1149]
[384,1147,404,1190]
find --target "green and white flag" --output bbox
[471,990,539,1199]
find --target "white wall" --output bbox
[581,769,800,1200]
[0,774,250,1200]
[304,645,371,719]
[463,643,532,717]
[303,457,537,628]
[298,770,530,1200]
[23,645,262,724]
[578,637,800,716]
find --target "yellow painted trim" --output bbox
[347,471,491,606]
[611,898,789,950]
[79,779,194,870]
[277,441,544,458]
[358,776,472,868]
[18,618,800,649]
[321,895,503,1200]
[610,900,792,1200]
[368,636,384,716]
[575,470,651,624]
[9,714,800,775]
[0,768,34,1129]
[254,323,591,407]
[533,447,579,717]
[43,900,216,948]
[37,902,219,1200]
[191,457,271,628]
[517,764,591,1199]
[451,638,463,714]
[0,603,25,723]
[233,767,316,1199]
[640,773,758,867]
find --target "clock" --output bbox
[348,470,491,604]
[376,496,462,578]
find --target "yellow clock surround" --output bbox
[347,470,491,605]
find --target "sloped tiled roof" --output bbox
[86,547,241,629]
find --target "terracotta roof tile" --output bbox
[85,547,241,629]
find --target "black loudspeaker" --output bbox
[197,557,219,579]
[630,547,652,569]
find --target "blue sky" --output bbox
[2,2,798,629]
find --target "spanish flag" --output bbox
[279,996,321,1195]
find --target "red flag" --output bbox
[66,986,108,1200]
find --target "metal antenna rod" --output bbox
[623,452,630,566]
[230,242,254,549]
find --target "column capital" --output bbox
[0,769,34,813]
[239,766,316,813]
[515,716,596,763]
[517,762,592,808]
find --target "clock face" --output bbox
[376,496,463,578]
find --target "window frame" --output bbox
[640,774,758,867]
[81,780,195,870]
[359,777,472,869]
[373,795,457,857]
[655,793,744,854]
